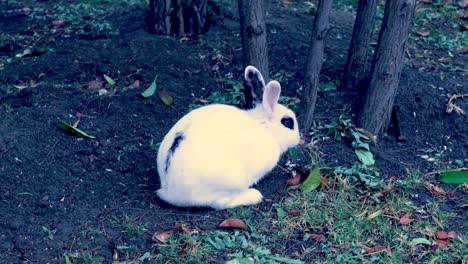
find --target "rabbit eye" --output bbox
[281,117,294,130]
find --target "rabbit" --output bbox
[156,65,300,210]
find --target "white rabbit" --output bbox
[156,66,300,210]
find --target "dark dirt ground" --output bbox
[0,0,466,263]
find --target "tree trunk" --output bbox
[238,0,270,83]
[147,0,209,37]
[358,0,416,136]
[341,0,377,91]
[298,0,333,132]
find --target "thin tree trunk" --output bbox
[298,0,333,132]
[147,0,209,37]
[341,0,377,91]
[238,0,270,83]
[358,0,416,135]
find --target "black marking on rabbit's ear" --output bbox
[281,116,295,130]
[243,66,265,110]
[165,131,185,173]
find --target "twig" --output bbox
[40,140,58,166]
[446,93,468,115]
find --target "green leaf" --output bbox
[288,147,298,162]
[267,256,305,264]
[226,258,254,264]
[57,120,96,139]
[410,238,432,246]
[355,149,375,166]
[276,207,288,220]
[103,74,115,86]
[439,170,468,184]
[299,167,321,192]
[16,192,33,196]
[141,75,158,98]
[319,82,337,92]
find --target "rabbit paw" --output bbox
[214,188,263,209]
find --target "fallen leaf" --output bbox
[447,231,457,239]
[399,214,414,225]
[103,74,115,86]
[287,174,301,186]
[426,183,447,196]
[374,184,395,199]
[367,209,382,220]
[289,209,301,216]
[435,239,450,247]
[458,0,468,8]
[390,175,397,181]
[75,112,91,118]
[157,88,174,107]
[52,20,64,27]
[310,233,326,242]
[152,223,186,243]
[299,167,321,192]
[87,80,103,89]
[141,75,158,98]
[299,138,306,145]
[438,170,468,184]
[416,31,430,37]
[218,218,249,231]
[410,237,432,246]
[152,229,173,243]
[363,245,387,253]
[321,176,329,187]
[131,80,140,88]
[57,120,96,139]
[226,258,254,264]
[437,230,449,240]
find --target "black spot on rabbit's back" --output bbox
[165,131,185,173]
[281,116,295,130]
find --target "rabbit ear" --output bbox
[243,66,265,109]
[262,81,281,119]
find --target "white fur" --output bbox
[156,66,300,209]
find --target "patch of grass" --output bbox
[155,230,214,263]
[111,214,147,237]
[396,170,425,189]
[65,251,104,264]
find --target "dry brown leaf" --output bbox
[152,229,173,243]
[417,31,430,37]
[310,233,326,242]
[321,176,329,187]
[437,230,449,240]
[289,209,301,216]
[131,80,140,88]
[287,174,301,186]
[218,218,249,231]
[399,214,414,225]
[447,231,457,239]
[299,138,306,145]
[87,80,103,89]
[152,223,185,243]
[435,239,451,247]
[374,185,395,199]
[426,183,447,196]
[364,245,387,253]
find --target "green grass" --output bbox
[111,214,147,237]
